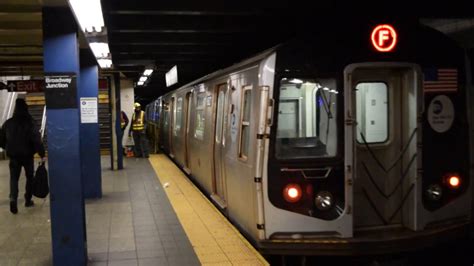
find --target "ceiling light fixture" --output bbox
[98,59,112,69]
[89,42,110,58]
[68,0,105,33]
[143,69,154,76]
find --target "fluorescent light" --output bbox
[289,78,303,84]
[69,0,105,33]
[137,81,144,86]
[323,87,329,91]
[143,69,153,76]
[90,42,110,58]
[98,59,112,68]
[139,76,148,82]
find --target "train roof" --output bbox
[169,45,280,93]
[154,18,464,101]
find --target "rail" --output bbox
[0,92,20,155]
[40,105,47,139]
[1,92,16,126]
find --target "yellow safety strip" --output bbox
[149,154,269,266]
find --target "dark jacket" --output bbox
[0,114,45,158]
[121,111,129,131]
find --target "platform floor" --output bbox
[0,155,267,266]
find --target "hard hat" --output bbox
[134,102,141,108]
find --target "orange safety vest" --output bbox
[132,111,145,131]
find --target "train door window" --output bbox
[163,101,169,128]
[194,92,206,140]
[355,82,388,144]
[174,97,183,136]
[239,86,252,159]
[276,78,338,159]
[216,90,225,143]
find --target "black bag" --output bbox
[33,162,49,198]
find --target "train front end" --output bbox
[258,20,472,255]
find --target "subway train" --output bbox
[146,19,472,255]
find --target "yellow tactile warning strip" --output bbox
[149,154,269,266]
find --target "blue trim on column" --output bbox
[80,49,102,198]
[43,7,87,266]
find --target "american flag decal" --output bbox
[423,68,458,93]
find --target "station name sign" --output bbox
[45,77,73,88]
[165,65,178,87]
[44,73,77,109]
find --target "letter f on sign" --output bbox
[378,30,390,47]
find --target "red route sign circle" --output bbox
[371,24,397,52]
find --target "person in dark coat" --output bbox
[120,110,129,155]
[0,98,46,214]
[120,110,129,132]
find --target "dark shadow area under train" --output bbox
[265,237,473,266]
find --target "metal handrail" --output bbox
[6,92,19,122]
[0,92,17,154]
[40,105,47,139]
[0,92,11,125]
[1,92,15,126]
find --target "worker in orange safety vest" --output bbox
[129,102,149,158]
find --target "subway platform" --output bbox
[0,155,268,266]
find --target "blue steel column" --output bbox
[80,49,102,198]
[114,73,124,169]
[42,7,87,265]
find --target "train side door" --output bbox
[211,84,228,208]
[169,97,175,157]
[346,64,419,231]
[184,91,192,172]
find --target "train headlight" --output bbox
[283,184,302,203]
[447,175,461,189]
[426,184,443,201]
[315,191,333,211]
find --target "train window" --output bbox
[239,86,252,159]
[163,102,169,129]
[276,78,338,159]
[174,97,183,136]
[194,93,206,140]
[216,90,225,143]
[355,82,388,144]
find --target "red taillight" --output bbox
[283,184,302,203]
[447,175,461,189]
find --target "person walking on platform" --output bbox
[0,98,46,214]
[120,110,129,132]
[120,110,129,155]
[129,102,149,158]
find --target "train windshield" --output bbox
[275,78,338,159]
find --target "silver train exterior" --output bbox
[148,20,472,255]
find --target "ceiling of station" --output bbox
[0,0,43,78]
[0,1,473,102]
[101,1,310,102]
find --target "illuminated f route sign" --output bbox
[371,24,397,52]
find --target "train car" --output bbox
[145,100,162,154]
[151,19,472,255]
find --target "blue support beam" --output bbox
[42,7,87,265]
[114,74,124,170]
[80,49,102,198]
